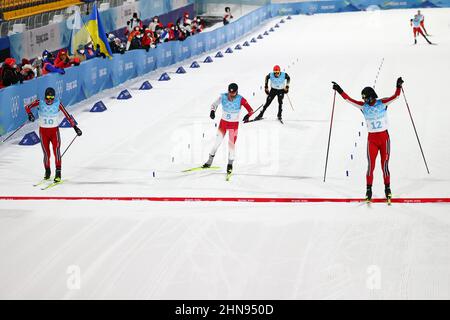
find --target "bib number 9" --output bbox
[370,121,382,130]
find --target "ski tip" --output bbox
[182,166,220,173]
[33,179,48,187]
[41,180,64,190]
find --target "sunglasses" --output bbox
[45,95,55,100]
[274,71,281,75]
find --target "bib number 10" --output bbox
[370,121,382,130]
[44,118,54,125]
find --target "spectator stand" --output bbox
[0,4,275,136]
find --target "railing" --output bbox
[0,0,127,36]
[1,0,81,20]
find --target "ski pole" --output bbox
[244,104,264,123]
[2,122,26,143]
[401,87,430,174]
[253,103,264,114]
[286,93,295,111]
[61,135,78,158]
[323,90,337,182]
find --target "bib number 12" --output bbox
[370,121,382,130]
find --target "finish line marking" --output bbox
[0,196,449,203]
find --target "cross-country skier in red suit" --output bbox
[410,13,431,45]
[202,83,253,175]
[25,87,82,182]
[416,10,430,36]
[331,77,404,202]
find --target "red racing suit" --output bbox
[25,99,76,169]
[338,87,401,186]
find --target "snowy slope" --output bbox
[0,9,449,299]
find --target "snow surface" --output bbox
[0,8,449,299]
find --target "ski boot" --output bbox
[44,168,51,180]
[385,185,392,205]
[202,154,214,168]
[254,112,264,121]
[365,185,372,203]
[277,108,284,123]
[54,168,61,183]
[226,164,233,181]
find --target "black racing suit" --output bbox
[258,73,290,119]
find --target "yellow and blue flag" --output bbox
[70,9,90,55]
[84,4,113,58]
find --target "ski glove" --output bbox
[243,114,250,123]
[332,81,343,94]
[284,86,289,93]
[74,126,82,136]
[28,113,35,122]
[396,77,404,88]
[210,110,215,120]
[265,87,270,95]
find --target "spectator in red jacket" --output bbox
[141,26,156,51]
[41,50,65,76]
[166,23,176,41]
[54,49,80,69]
[1,58,23,87]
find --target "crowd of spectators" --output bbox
[116,11,204,52]
[0,48,83,89]
[0,11,204,89]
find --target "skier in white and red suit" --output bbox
[202,83,254,174]
[416,10,430,36]
[410,14,431,45]
[25,87,82,182]
[331,77,404,201]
